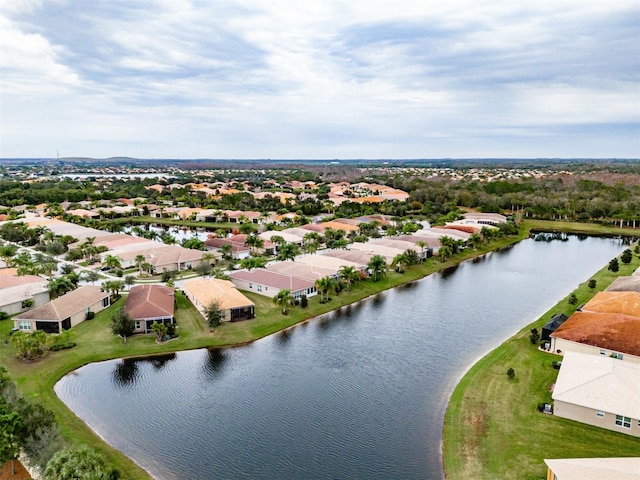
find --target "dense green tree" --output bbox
[608,258,619,273]
[204,300,223,330]
[111,308,134,343]
[621,249,633,264]
[338,265,359,292]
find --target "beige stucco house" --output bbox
[124,285,175,334]
[552,351,640,438]
[182,278,254,322]
[0,274,49,315]
[13,285,110,334]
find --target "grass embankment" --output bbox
[0,228,530,479]
[1,220,638,478]
[443,242,640,480]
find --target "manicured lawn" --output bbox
[443,243,640,480]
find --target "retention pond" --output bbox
[55,235,625,479]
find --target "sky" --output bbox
[1,0,639,159]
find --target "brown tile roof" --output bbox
[551,311,640,356]
[14,285,108,322]
[183,278,254,310]
[582,291,640,317]
[124,285,175,320]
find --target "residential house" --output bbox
[267,261,338,282]
[544,457,640,480]
[182,278,254,322]
[13,285,110,333]
[124,285,175,334]
[580,291,640,317]
[229,269,317,300]
[549,312,640,362]
[552,351,640,438]
[0,275,49,315]
[296,254,366,274]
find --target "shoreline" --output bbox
[5,222,640,479]
[441,235,640,479]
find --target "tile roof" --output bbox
[124,285,175,320]
[552,351,640,420]
[551,312,640,356]
[582,291,640,317]
[14,285,107,322]
[183,278,254,310]
[230,269,315,292]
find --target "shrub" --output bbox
[529,328,540,344]
[568,293,578,305]
[300,294,308,308]
[588,279,596,289]
[506,367,515,380]
[85,311,95,320]
[537,402,546,412]
[50,342,77,351]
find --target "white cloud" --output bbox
[0,0,638,158]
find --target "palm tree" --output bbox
[134,254,146,274]
[103,254,122,271]
[392,253,410,273]
[314,276,334,303]
[273,289,295,315]
[367,255,387,282]
[48,276,75,299]
[245,234,264,254]
[438,245,453,262]
[0,243,18,267]
[276,242,300,262]
[338,265,359,292]
[415,240,428,257]
[82,270,100,284]
[467,233,481,250]
[220,244,233,260]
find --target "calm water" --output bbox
[55,236,625,480]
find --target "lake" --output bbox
[55,235,626,479]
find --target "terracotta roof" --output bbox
[552,311,640,356]
[582,291,640,317]
[183,278,254,310]
[124,285,175,320]
[14,286,108,322]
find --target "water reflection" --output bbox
[201,348,227,380]
[112,354,177,388]
[440,264,459,279]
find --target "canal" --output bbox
[55,235,625,479]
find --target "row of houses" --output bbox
[540,272,640,438]
[23,216,215,274]
[10,279,255,335]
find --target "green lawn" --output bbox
[443,243,640,480]
[1,220,638,479]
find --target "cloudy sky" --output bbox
[1,0,639,159]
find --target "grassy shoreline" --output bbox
[442,232,640,479]
[2,220,639,479]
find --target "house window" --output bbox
[596,410,605,418]
[19,321,31,331]
[611,352,624,360]
[103,297,110,307]
[600,349,606,355]
[257,285,262,292]
[615,415,631,428]
[249,283,253,289]
[135,321,141,330]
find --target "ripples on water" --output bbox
[55,236,626,480]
